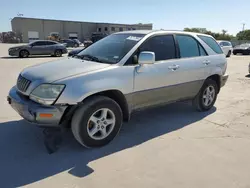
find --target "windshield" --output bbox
[77,33,145,64]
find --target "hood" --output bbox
[9,45,28,49]
[21,58,111,83]
[234,45,250,50]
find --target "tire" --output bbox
[54,49,62,57]
[71,96,123,148]
[226,50,231,58]
[192,79,218,112]
[233,51,237,55]
[74,43,78,48]
[19,50,29,58]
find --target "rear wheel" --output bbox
[54,49,62,57]
[71,96,123,148]
[19,50,29,58]
[193,79,218,112]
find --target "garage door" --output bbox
[28,31,39,42]
[69,33,78,39]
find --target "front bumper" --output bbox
[8,50,19,56]
[221,74,229,87]
[8,86,68,127]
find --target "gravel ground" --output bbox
[0,43,250,188]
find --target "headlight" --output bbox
[30,84,65,105]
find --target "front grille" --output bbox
[16,75,31,92]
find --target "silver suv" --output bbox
[8,30,229,148]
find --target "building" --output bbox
[11,17,153,43]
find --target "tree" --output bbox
[222,29,227,35]
[236,30,250,40]
[183,28,235,40]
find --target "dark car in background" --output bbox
[91,32,108,43]
[59,39,80,47]
[68,47,84,57]
[8,40,68,58]
[72,39,82,46]
[233,43,250,55]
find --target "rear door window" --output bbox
[176,35,206,58]
[198,35,223,54]
[46,41,56,45]
[33,41,47,46]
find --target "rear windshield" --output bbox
[198,35,223,54]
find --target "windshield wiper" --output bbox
[75,54,103,63]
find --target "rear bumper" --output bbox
[62,49,68,54]
[8,86,67,127]
[221,74,229,87]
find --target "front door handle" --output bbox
[168,65,180,71]
[203,60,211,65]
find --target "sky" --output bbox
[1,0,249,35]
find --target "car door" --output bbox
[30,41,48,55]
[133,34,179,109]
[133,34,208,110]
[45,41,57,54]
[170,34,209,98]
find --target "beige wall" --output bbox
[12,18,43,42]
[43,20,63,39]
[11,17,153,42]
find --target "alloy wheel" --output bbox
[202,85,215,106]
[87,108,116,140]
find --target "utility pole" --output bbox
[242,23,245,31]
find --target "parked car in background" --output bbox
[83,40,93,47]
[217,40,233,57]
[59,39,80,47]
[91,32,108,43]
[8,30,228,149]
[68,47,84,57]
[72,39,82,46]
[233,43,250,55]
[8,40,67,58]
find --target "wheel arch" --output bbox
[206,74,221,93]
[86,90,130,122]
[19,49,30,56]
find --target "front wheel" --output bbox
[193,79,218,112]
[71,96,123,148]
[19,50,29,58]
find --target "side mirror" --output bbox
[220,44,223,48]
[138,51,155,65]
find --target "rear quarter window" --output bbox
[198,35,223,54]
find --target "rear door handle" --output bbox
[168,64,180,70]
[203,60,211,65]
